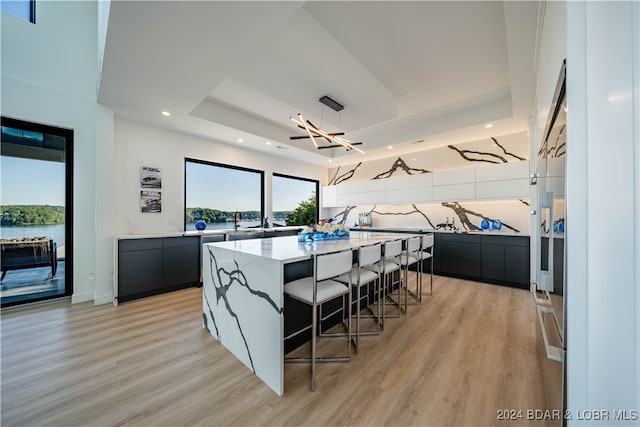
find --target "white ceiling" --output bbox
[98,1,539,167]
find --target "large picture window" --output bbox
[184,158,264,231]
[272,173,318,227]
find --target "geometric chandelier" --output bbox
[289,114,365,154]
[289,96,364,153]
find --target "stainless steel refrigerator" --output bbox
[532,60,566,426]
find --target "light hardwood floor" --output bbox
[1,275,553,426]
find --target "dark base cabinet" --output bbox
[439,233,482,278]
[118,236,200,302]
[433,233,530,289]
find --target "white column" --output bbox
[566,1,640,424]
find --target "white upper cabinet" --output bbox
[432,168,476,186]
[432,183,476,201]
[475,161,529,182]
[321,185,337,208]
[474,161,529,199]
[322,161,530,207]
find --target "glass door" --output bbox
[1,117,73,307]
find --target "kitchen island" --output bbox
[202,231,422,395]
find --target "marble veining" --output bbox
[332,205,356,225]
[446,136,525,165]
[371,157,430,179]
[368,204,436,228]
[538,124,566,159]
[441,202,519,232]
[203,246,284,376]
[327,131,528,186]
[330,201,524,233]
[328,162,362,185]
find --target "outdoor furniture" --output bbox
[0,237,57,280]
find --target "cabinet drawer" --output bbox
[163,236,198,248]
[119,238,163,252]
[481,235,529,247]
[438,233,482,244]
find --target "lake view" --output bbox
[1,224,66,246]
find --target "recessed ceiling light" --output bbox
[161,111,171,116]
[387,146,393,149]
[237,138,244,143]
[328,159,333,163]
[412,158,416,161]
[484,123,493,128]
[265,141,271,145]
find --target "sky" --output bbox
[1,156,65,205]
[186,162,314,211]
[272,175,315,211]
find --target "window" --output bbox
[184,158,264,231]
[1,0,35,23]
[272,173,318,227]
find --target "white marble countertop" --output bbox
[205,231,417,263]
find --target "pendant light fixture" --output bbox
[289,96,364,154]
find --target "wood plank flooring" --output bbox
[1,275,553,426]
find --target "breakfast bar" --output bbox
[202,231,420,395]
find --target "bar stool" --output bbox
[420,234,435,297]
[283,249,353,392]
[392,235,422,310]
[365,238,403,325]
[335,242,383,354]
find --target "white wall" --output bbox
[94,105,114,305]
[1,1,98,99]
[1,1,102,304]
[566,1,640,424]
[113,117,327,236]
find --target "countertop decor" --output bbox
[298,223,350,241]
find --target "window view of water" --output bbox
[185,221,262,231]
[0,224,66,246]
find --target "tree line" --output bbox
[1,205,65,226]
[186,208,262,224]
[187,194,316,227]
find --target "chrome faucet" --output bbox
[233,212,241,230]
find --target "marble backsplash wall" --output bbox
[326,199,531,234]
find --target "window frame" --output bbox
[183,157,265,231]
[0,115,74,307]
[272,172,319,226]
